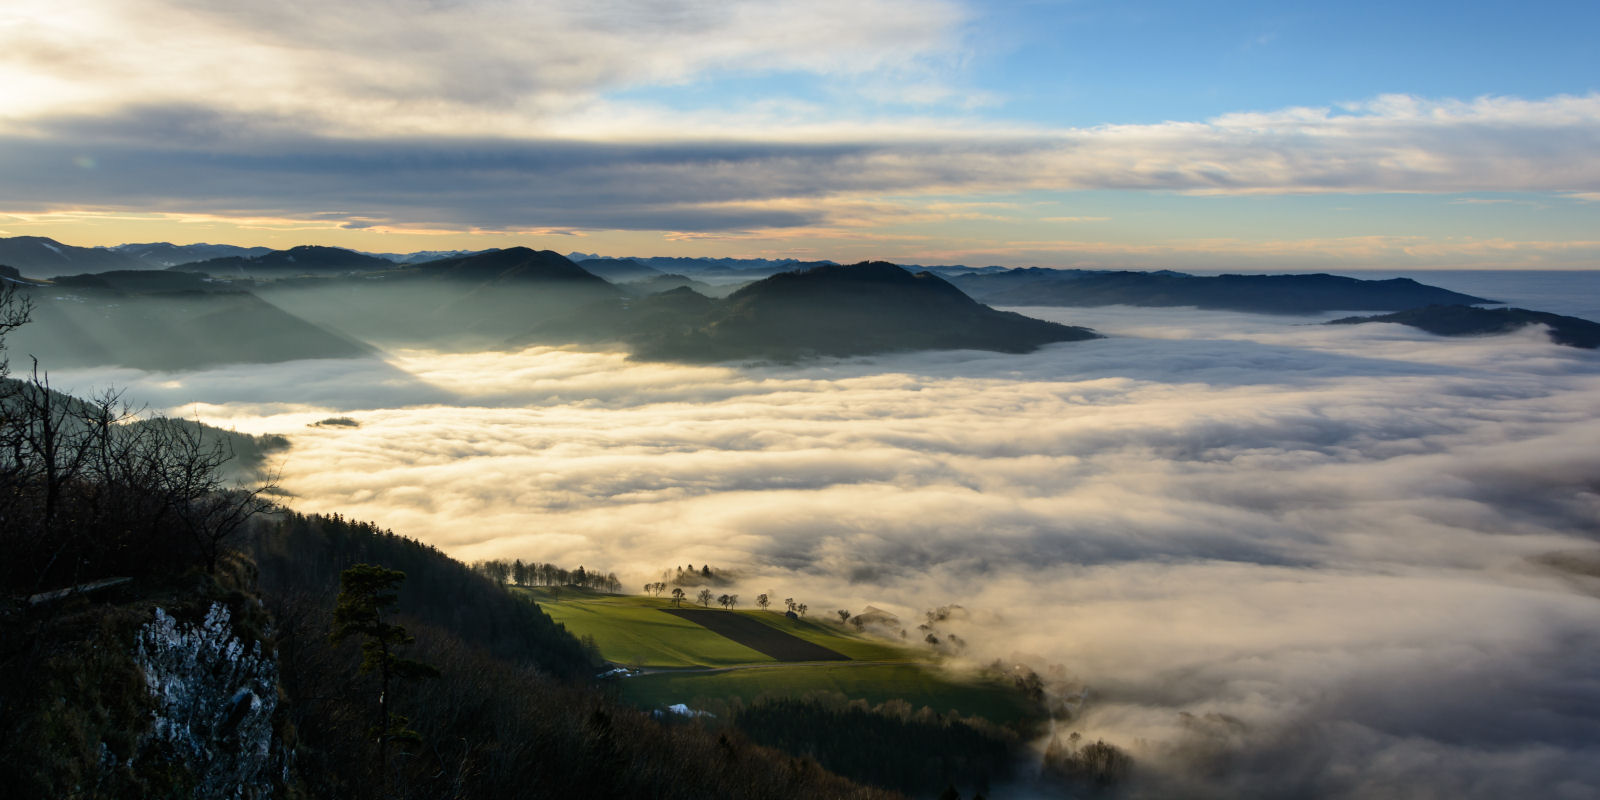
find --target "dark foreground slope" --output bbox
[2,511,899,800]
[1328,305,1600,348]
[0,284,893,798]
[531,261,1099,362]
[956,268,1492,313]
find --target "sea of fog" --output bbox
[44,283,1600,797]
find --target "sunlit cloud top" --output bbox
[1,0,1598,267]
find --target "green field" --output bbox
[522,588,908,666]
[523,589,774,667]
[522,588,1040,726]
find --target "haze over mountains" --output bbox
[2,235,1595,374]
[4,240,1100,368]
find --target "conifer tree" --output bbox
[332,563,439,792]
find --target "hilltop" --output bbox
[1328,305,1600,348]
[531,261,1100,362]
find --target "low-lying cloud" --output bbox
[51,306,1600,796]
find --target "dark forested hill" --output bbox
[52,269,217,293]
[1328,305,1600,348]
[173,245,398,276]
[415,246,615,286]
[527,261,1099,362]
[954,268,1492,313]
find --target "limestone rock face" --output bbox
[136,602,283,799]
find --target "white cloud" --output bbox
[0,0,970,135]
[2,92,1597,249]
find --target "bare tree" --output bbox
[756,593,770,612]
[697,588,713,607]
[837,609,851,625]
[797,603,807,618]
[670,587,685,607]
[0,287,275,593]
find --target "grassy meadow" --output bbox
[520,587,1040,725]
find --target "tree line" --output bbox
[472,558,621,593]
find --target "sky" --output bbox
[1,0,1598,268]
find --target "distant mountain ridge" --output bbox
[568,252,833,274]
[358,248,490,264]
[1328,305,1600,348]
[172,245,397,276]
[576,257,664,283]
[0,236,272,276]
[112,242,273,267]
[8,236,1492,317]
[953,269,1493,313]
[0,236,144,276]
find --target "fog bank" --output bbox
[48,305,1600,796]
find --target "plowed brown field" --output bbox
[661,609,849,662]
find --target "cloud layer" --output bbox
[0,0,969,134]
[56,303,1600,796]
[3,0,1598,267]
[5,94,1599,238]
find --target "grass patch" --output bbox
[522,588,918,666]
[518,588,1041,727]
[521,588,773,667]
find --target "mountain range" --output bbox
[952,268,1493,313]
[0,236,272,276]
[8,235,1595,369]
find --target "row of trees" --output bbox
[474,558,621,593]
[660,587,745,610]
[651,586,812,617]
